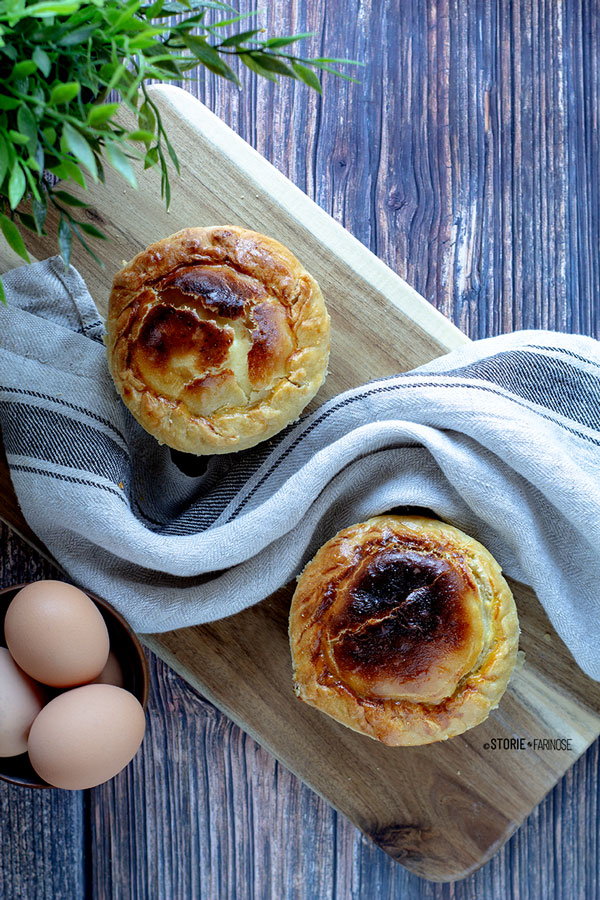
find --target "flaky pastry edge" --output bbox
[289,515,520,746]
[106,226,331,454]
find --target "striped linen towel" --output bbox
[0,257,598,680]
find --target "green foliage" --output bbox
[0,0,361,297]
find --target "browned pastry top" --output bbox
[326,546,484,704]
[106,227,330,455]
[289,516,520,746]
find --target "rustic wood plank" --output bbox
[3,75,599,880]
[133,0,600,892]
[85,613,600,900]
[86,624,600,900]
[140,576,599,880]
[1,0,599,895]
[0,520,597,897]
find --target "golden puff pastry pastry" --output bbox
[289,515,519,746]
[106,226,330,454]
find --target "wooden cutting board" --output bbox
[1,84,599,883]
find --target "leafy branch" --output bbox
[0,0,362,300]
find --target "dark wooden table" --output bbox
[1,1,599,897]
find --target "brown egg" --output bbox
[0,648,46,757]
[90,651,124,688]
[4,581,110,687]
[28,684,146,790]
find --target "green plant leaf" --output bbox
[58,213,73,267]
[219,28,263,48]
[52,189,88,207]
[143,54,181,77]
[100,63,127,91]
[181,33,239,84]
[0,0,360,279]
[62,123,98,180]
[105,140,137,187]
[22,163,41,201]
[51,2,97,33]
[0,96,21,111]
[0,277,6,306]
[165,9,207,28]
[50,82,81,105]
[163,134,180,174]
[8,162,26,209]
[11,60,38,79]
[32,47,52,77]
[33,195,48,233]
[8,131,30,146]
[263,33,313,48]
[42,126,57,146]
[17,211,41,233]
[209,10,257,28]
[127,129,155,144]
[158,151,171,207]
[144,145,159,168]
[0,133,8,187]
[301,59,360,82]
[17,105,38,152]
[291,61,322,92]
[127,29,166,51]
[107,1,145,36]
[49,162,69,180]
[239,52,277,81]
[87,102,120,126]
[29,83,46,115]
[1,46,18,63]
[25,2,82,17]
[57,24,98,46]
[158,1,235,13]
[244,52,296,78]
[0,213,30,262]
[62,157,87,188]
[138,100,157,133]
[69,220,105,267]
[3,142,16,170]
[77,220,107,239]
[311,56,366,65]
[34,142,45,171]
[145,0,165,17]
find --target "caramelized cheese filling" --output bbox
[320,544,485,705]
[124,263,297,417]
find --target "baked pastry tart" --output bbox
[289,515,519,746]
[106,226,330,454]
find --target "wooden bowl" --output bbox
[0,581,149,789]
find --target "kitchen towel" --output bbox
[0,256,599,680]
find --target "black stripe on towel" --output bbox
[446,349,600,431]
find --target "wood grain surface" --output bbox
[2,74,599,880]
[1,0,600,897]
